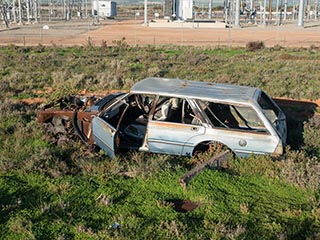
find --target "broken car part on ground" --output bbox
[37,77,287,158]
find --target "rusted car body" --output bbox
[38,77,287,157]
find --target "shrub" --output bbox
[303,113,320,155]
[246,41,265,51]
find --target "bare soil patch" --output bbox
[1,19,320,47]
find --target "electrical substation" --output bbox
[0,0,319,29]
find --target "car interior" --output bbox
[100,94,202,151]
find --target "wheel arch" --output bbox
[191,140,233,156]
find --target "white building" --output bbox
[165,0,193,20]
[92,0,117,18]
[177,0,193,20]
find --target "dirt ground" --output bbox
[1,19,320,47]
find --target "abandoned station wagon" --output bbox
[38,78,287,158]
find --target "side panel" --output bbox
[193,97,283,157]
[183,128,280,157]
[147,121,205,155]
[92,117,116,158]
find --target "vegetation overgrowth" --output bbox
[1,43,320,239]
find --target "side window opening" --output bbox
[199,100,267,133]
[119,94,155,145]
[119,95,145,126]
[101,100,127,129]
[153,96,172,121]
[152,97,201,125]
[101,94,155,149]
[207,103,239,128]
[182,100,201,125]
[153,96,182,122]
[230,105,266,131]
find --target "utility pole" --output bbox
[66,0,70,20]
[275,0,279,25]
[234,0,240,27]
[26,0,30,23]
[48,0,51,21]
[63,0,66,19]
[144,0,147,25]
[268,0,272,23]
[283,0,288,22]
[12,0,17,23]
[208,0,212,19]
[263,0,267,25]
[18,0,22,24]
[315,0,318,20]
[34,0,38,23]
[85,0,88,18]
[298,0,304,26]
[224,0,229,25]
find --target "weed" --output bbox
[281,149,320,189]
[101,40,108,49]
[246,41,265,51]
[303,113,320,155]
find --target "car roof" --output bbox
[131,78,259,104]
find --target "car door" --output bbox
[92,117,117,158]
[92,97,129,158]
[147,97,205,156]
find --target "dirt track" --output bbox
[1,19,320,47]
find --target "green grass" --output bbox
[1,45,320,99]
[1,169,318,239]
[200,48,248,57]
[1,44,320,239]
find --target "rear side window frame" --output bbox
[195,99,270,134]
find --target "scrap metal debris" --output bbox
[179,150,231,189]
[166,199,202,213]
[37,95,101,144]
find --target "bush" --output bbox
[303,113,320,155]
[246,41,265,51]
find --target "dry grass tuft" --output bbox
[246,41,265,51]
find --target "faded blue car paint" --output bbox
[147,121,206,155]
[92,117,117,158]
[91,78,287,158]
